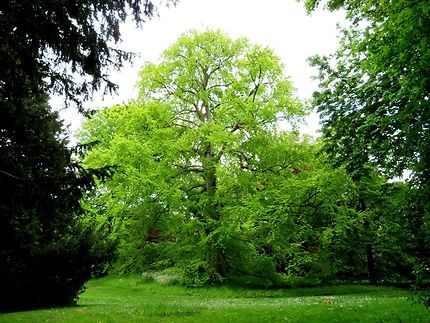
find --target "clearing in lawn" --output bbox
[0,276,428,322]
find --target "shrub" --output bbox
[412,261,430,309]
[0,225,102,311]
[179,259,225,287]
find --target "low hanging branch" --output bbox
[0,169,23,180]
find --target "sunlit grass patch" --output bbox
[0,276,428,322]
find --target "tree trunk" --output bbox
[202,142,227,277]
[209,246,227,277]
[360,198,377,285]
[365,241,377,285]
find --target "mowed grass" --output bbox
[1,276,428,322]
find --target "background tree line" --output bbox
[305,0,429,305]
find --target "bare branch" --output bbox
[0,169,23,180]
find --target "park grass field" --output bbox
[0,276,428,322]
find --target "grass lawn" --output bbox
[0,276,428,322]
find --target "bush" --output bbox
[412,261,430,309]
[0,226,100,311]
[223,239,280,288]
[88,234,117,278]
[278,274,323,288]
[179,259,225,287]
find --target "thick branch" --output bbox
[261,161,295,175]
[248,65,263,103]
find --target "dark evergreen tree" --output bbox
[0,0,173,310]
[0,0,176,108]
[0,93,102,310]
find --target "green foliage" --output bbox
[79,30,366,285]
[78,26,427,290]
[307,0,430,299]
[309,0,430,184]
[0,0,177,311]
[412,261,430,309]
[179,259,225,287]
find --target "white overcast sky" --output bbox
[58,0,345,138]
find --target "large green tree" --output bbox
[80,30,360,285]
[305,0,430,292]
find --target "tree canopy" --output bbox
[308,0,430,184]
[0,93,111,310]
[79,30,377,285]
